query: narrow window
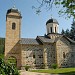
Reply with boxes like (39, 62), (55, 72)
(12, 23), (16, 30)
(33, 54), (35, 58)
(63, 52), (65, 58)
(55, 27), (56, 33)
(71, 54), (74, 57)
(50, 27), (52, 33)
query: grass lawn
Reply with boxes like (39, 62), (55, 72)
(31, 68), (75, 74)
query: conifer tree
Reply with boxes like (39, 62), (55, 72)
(61, 19), (75, 41)
(61, 29), (65, 35)
(70, 19), (75, 41)
(65, 29), (70, 38)
(61, 29), (70, 38)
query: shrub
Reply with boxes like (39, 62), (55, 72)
(51, 64), (57, 69)
(0, 54), (4, 59)
(25, 65), (30, 71)
(0, 57), (20, 75)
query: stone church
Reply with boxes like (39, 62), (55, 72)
(5, 7), (75, 69)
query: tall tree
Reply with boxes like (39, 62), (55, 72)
(61, 19), (75, 41)
(61, 29), (70, 38)
(65, 29), (70, 38)
(70, 19), (75, 40)
(61, 29), (65, 35)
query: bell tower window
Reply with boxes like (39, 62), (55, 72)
(50, 27), (52, 33)
(12, 23), (16, 30)
(55, 27), (56, 33)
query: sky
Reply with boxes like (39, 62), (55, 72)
(0, 0), (73, 38)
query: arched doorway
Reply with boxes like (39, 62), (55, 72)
(8, 56), (17, 67)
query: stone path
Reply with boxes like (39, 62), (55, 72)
(20, 71), (63, 75)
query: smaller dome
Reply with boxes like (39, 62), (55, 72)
(46, 18), (59, 25)
(7, 6), (21, 15)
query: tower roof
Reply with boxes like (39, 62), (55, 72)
(6, 6), (21, 15)
(46, 18), (59, 25)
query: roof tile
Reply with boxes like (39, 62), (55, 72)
(20, 38), (40, 45)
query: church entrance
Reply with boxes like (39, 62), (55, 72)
(8, 56), (17, 67)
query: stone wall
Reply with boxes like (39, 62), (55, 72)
(71, 44), (75, 67)
(21, 43), (57, 69)
(43, 43), (56, 68)
(21, 44), (43, 69)
(56, 37), (73, 67)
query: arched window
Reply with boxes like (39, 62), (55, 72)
(12, 22), (16, 30)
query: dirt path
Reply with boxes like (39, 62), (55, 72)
(20, 71), (48, 75)
(20, 71), (62, 75)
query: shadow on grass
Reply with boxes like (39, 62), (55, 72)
(58, 71), (75, 75)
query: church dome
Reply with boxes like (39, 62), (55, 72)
(46, 18), (59, 25)
(7, 6), (21, 15)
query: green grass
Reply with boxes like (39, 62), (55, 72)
(31, 68), (75, 75)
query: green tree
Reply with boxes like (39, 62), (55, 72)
(61, 19), (75, 41)
(61, 29), (65, 35)
(0, 45), (4, 54)
(0, 38), (5, 54)
(0, 57), (19, 75)
(70, 19), (75, 40)
(61, 29), (70, 37)
(34, 0), (75, 18)
(65, 29), (70, 38)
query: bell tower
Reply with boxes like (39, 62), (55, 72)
(46, 18), (60, 39)
(5, 7), (22, 68)
(46, 18), (59, 34)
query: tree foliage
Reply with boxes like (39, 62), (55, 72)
(70, 19), (75, 40)
(61, 19), (75, 41)
(0, 57), (19, 75)
(0, 38), (5, 54)
(65, 29), (70, 38)
(34, 0), (75, 18)
(0, 45), (4, 54)
(61, 29), (65, 34)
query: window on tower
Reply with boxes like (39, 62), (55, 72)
(12, 22), (16, 30)
(55, 27), (56, 33)
(50, 27), (52, 33)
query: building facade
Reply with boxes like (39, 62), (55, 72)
(5, 7), (75, 69)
